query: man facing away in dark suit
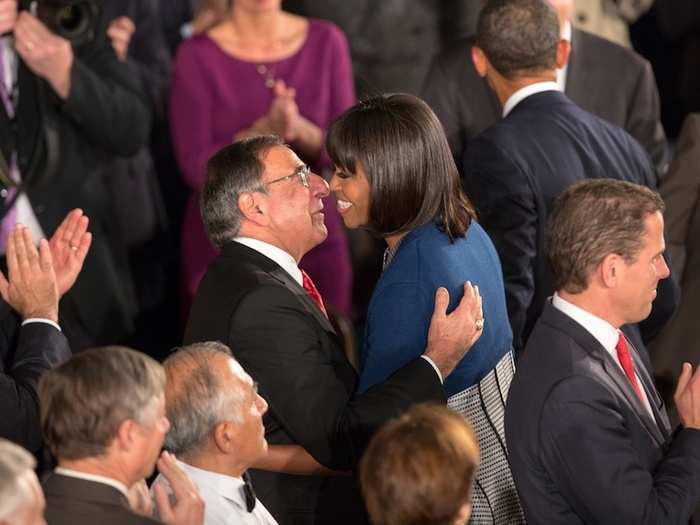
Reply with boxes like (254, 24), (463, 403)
(422, 0), (668, 176)
(461, 0), (676, 353)
(40, 346), (205, 525)
(506, 178), (700, 524)
(0, 209), (90, 453)
(184, 135), (484, 524)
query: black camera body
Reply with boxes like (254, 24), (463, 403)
(20, 0), (101, 46)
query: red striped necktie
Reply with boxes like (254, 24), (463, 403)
(301, 270), (328, 319)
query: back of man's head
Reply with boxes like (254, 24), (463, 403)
(546, 178), (665, 293)
(360, 404), (479, 525)
(39, 346), (166, 461)
(477, 0), (560, 79)
(162, 342), (250, 461)
(0, 439), (44, 525)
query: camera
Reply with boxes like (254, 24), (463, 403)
(20, 0), (101, 46)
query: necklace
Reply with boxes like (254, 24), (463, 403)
(255, 64), (276, 89)
(382, 237), (404, 271)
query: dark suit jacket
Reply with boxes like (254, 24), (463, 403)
(184, 241), (445, 524)
(422, 28), (668, 174)
(462, 90), (675, 352)
(651, 113), (700, 372)
(43, 473), (162, 525)
(505, 302), (700, 524)
(0, 301), (70, 452)
(0, 29), (151, 347)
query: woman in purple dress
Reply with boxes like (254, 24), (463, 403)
(170, 0), (354, 315)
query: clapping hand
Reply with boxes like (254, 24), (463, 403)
(0, 225), (59, 322)
(48, 208), (92, 297)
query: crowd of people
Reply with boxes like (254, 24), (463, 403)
(1, 0), (700, 524)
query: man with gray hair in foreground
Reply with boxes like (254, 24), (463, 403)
(39, 346), (204, 525)
(0, 438), (44, 525)
(153, 341), (277, 525)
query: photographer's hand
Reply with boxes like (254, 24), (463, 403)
(107, 16), (135, 62)
(15, 11), (73, 99)
(0, 0), (17, 34)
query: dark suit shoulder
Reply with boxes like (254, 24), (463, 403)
(43, 474), (161, 525)
(574, 28), (648, 73)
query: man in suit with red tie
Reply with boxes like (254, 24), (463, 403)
(183, 135), (483, 525)
(505, 178), (700, 524)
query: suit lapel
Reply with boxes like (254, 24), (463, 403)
(543, 303), (666, 446)
(224, 242), (336, 334)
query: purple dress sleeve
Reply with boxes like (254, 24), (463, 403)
(170, 41), (233, 192)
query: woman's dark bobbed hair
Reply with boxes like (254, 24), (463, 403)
(326, 93), (475, 240)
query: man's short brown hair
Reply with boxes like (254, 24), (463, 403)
(545, 178), (665, 293)
(360, 404), (479, 525)
(39, 346), (166, 460)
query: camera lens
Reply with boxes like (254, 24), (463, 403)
(57, 5), (86, 34)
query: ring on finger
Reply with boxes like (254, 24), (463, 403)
(25, 41), (34, 51)
(70, 245), (78, 251)
(475, 318), (485, 331)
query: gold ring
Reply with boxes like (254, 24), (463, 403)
(70, 245), (78, 251)
(475, 318), (484, 331)
(26, 41), (34, 51)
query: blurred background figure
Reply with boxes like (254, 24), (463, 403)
(360, 404), (480, 525)
(328, 94), (523, 523)
(0, 439), (45, 525)
(170, 0), (354, 318)
(571, 0), (653, 47)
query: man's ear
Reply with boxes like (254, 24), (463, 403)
(471, 46), (489, 78)
(212, 421), (233, 454)
(599, 253), (622, 289)
(238, 192), (268, 226)
(115, 419), (137, 452)
(555, 39), (571, 69)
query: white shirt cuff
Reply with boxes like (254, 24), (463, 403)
(420, 355), (443, 384)
(22, 318), (61, 332)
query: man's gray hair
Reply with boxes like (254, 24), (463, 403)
(39, 346), (166, 460)
(477, 0), (560, 79)
(163, 342), (247, 456)
(201, 135), (284, 248)
(0, 439), (36, 518)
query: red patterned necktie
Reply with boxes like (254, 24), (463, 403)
(301, 270), (328, 319)
(615, 332), (645, 403)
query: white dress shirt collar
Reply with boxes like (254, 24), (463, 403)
(54, 467), (130, 500)
(234, 237), (302, 286)
(551, 292), (619, 351)
(551, 293), (654, 417)
(153, 460), (278, 525)
(502, 81), (561, 117)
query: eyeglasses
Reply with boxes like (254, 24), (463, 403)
(264, 164), (311, 188)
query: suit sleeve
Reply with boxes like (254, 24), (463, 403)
(358, 282), (432, 393)
(0, 318), (71, 452)
(62, 38), (151, 157)
(421, 53), (463, 160)
(463, 136), (537, 351)
(230, 284), (444, 470)
(538, 376), (700, 524)
(625, 59), (668, 176)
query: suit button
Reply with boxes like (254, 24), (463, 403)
(0, 189), (6, 198)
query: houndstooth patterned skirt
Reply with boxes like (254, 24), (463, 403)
(447, 350), (525, 524)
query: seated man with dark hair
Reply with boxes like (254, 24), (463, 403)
(360, 404), (480, 525)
